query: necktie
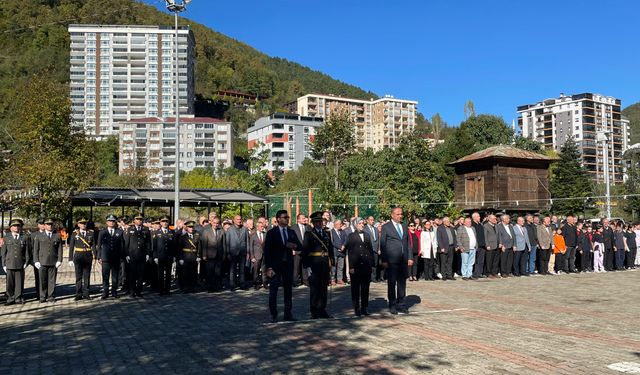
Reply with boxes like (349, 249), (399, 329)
(395, 223), (402, 238)
(370, 226), (376, 241)
(14, 234), (18, 240)
(258, 232), (262, 242)
(109, 229), (113, 236)
(281, 228), (287, 244)
(189, 234), (193, 239)
(300, 225), (305, 240)
(48, 232), (51, 239)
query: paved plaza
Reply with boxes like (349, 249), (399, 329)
(1, 264), (639, 374)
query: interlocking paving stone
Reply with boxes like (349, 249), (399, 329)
(1, 265), (639, 374)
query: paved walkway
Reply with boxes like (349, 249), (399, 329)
(1, 264), (639, 374)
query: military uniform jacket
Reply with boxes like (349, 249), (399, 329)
(33, 232), (64, 266)
(1, 232), (30, 269)
(124, 226), (151, 262)
(96, 228), (124, 263)
(69, 229), (96, 260)
(199, 226), (224, 260)
(302, 227), (334, 269)
(179, 232), (200, 262)
(152, 228), (177, 263)
(29, 231), (45, 265)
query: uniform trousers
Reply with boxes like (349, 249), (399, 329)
(101, 261), (120, 297)
(157, 260), (173, 294)
(73, 253), (92, 298)
(128, 260), (146, 295)
(6, 269), (24, 302)
(309, 259), (330, 316)
(180, 260), (198, 292)
(39, 265), (57, 301)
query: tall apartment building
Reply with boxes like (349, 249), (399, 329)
(68, 24), (195, 138)
(119, 116), (233, 187)
(247, 113), (323, 173)
(292, 94), (417, 151)
(517, 93), (630, 184)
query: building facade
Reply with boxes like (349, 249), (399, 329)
(119, 116), (233, 187)
(68, 24), (195, 138)
(517, 93), (630, 184)
(293, 94), (417, 151)
(247, 113), (323, 173)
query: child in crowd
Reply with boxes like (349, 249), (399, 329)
(592, 225), (605, 272)
(553, 227), (567, 274)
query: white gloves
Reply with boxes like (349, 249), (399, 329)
(55, 261), (61, 268)
(154, 258), (159, 265)
(146, 255), (150, 262)
(68, 261), (74, 267)
(126, 256), (131, 263)
(196, 257), (201, 262)
(23, 264), (27, 269)
(2, 266), (6, 273)
(305, 267), (312, 276)
(179, 260), (184, 265)
(35, 262), (41, 269)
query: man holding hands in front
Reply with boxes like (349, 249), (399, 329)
(380, 207), (411, 315)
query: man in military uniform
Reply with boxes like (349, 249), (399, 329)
(28, 218), (45, 301)
(1, 219), (30, 305)
(68, 217), (95, 301)
(199, 217), (224, 292)
(117, 216), (130, 293)
(302, 212), (335, 319)
(33, 218), (63, 303)
(153, 216), (177, 295)
(124, 214), (151, 297)
(145, 217), (160, 291)
(97, 214), (125, 299)
(178, 221), (200, 293)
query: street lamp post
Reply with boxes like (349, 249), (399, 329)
(597, 131), (611, 218)
(165, 0), (191, 226)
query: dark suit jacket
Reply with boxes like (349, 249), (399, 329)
(248, 231), (265, 261)
(152, 228), (177, 262)
(124, 226), (151, 261)
(292, 223), (310, 246)
(331, 229), (347, 257)
(379, 221), (410, 264)
(497, 223), (516, 249)
(346, 231), (374, 274)
(264, 226), (302, 271)
(33, 232), (63, 266)
(96, 228), (125, 263)
(436, 225), (456, 252)
(366, 224), (379, 253)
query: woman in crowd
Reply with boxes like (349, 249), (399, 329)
(592, 225), (605, 272)
(614, 222), (626, 271)
(623, 224), (637, 270)
(419, 220), (437, 281)
(407, 222), (420, 281)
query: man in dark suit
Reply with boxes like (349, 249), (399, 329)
(248, 218), (267, 290)
(264, 210), (302, 323)
(436, 217), (456, 280)
(380, 207), (411, 315)
(199, 217), (224, 292)
(33, 218), (63, 303)
(1, 219), (30, 305)
(292, 214), (310, 286)
(302, 212), (334, 319)
(345, 217), (374, 317)
(124, 214), (152, 297)
(330, 220), (347, 285)
(497, 214), (516, 277)
(97, 214), (125, 299)
(602, 218), (614, 271)
(366, 216), (381, 282)
(153, 216), (177, 295)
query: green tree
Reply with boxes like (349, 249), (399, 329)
(311, 109), (355, 190)
(550, 138), (594, 215)
(2, 76), (98, 216)
(431, 113), (446, 141)
(623, 147), (640, 219)
(514, 135), (543, 153)
(464, 100), (476, 119)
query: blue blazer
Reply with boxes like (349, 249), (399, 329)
(379, 221), (410, 264)
(513, 225), (531, 252)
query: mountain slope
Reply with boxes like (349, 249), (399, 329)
(623, 102), (640, 145)
(0, 0), (377, 131)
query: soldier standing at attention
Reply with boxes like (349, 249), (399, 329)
(68, 217), (96, 301)
(153, 216), (177, 295)
(124, 214), (151, 298)
(302, 212), (334, 319)
(178, 221), (200, 293)
(145, 217), (160, 291)
(33, 218), (63, 303)
(28, 218), (45, 301)
(97, 215), (124, 299)
(1, 219), (30, 305)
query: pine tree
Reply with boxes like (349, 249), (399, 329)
(550, 138), (594, 216)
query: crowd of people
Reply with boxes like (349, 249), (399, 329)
(2, 208), (639, 321)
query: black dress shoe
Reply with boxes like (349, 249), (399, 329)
(450, 277), (457, 280)
(84, 296), (92, 301)
(354, 307), (361, 317)
(389, 307), (398, 315)
(319, 311), (333, 319)
(101, 295), (108, 300)
(398, 306), (409, 314)
(39, 299), (46, 303)
(5, 301), (15, 306)
(283, 315), (297, 322)
(17, 299), (25, 305)
(270, 315), (278, 323)
(74, 296), (82, 301)
(361, 308), (370, 316)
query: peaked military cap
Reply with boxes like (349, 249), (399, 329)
(36, 217), (45, 225)
(160, 216), (170, 222)
(310, 211), (324, 222)
(184, 220), (196, 228)
(106, 214), (118, 222)
(134, 214), (144, 220)
(9, 218), (23, 227)
(44, 218), (54, 225)
(77, 217), (88, 224)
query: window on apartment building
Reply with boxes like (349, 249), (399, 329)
(303, 127), (309, 133)
(288, 143), (294, 151)
(289, 162), (294, 170)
